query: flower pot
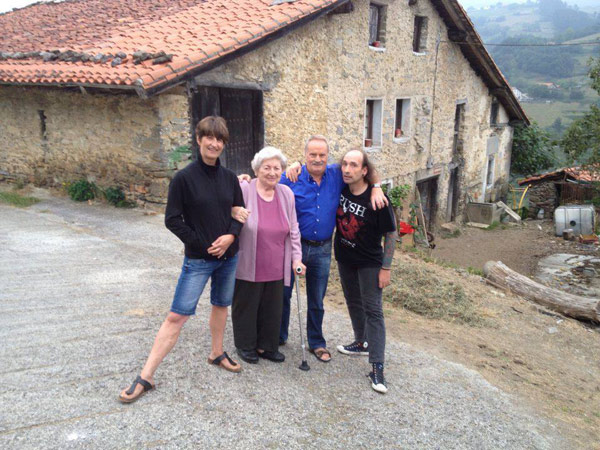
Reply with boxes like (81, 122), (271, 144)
(372, 41), (381, 47)
(364, 138), (372, 147)
(395, 128), (403, 138)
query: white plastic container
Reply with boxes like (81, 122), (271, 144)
(554, 205), (596, 236)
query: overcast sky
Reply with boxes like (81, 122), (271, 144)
(0, 0), (529, 15)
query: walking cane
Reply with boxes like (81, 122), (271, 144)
(294, 266), (310, 371)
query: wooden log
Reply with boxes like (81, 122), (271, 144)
(483, 261), (600, 323)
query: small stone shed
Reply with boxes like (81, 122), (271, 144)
(519, 167), (600, 218)
(0, 0), (528, 227)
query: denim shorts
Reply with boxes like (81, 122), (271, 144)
(170, 254), (239, 315)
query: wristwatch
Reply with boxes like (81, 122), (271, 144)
(372, 183), (381, 188)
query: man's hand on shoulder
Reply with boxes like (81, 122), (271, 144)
(238, 174), (251, 182)
(207, 234), (235, 258)
(285, 161), (302, 183)
(371, 186), (389, 210)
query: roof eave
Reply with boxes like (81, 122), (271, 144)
(431, 0), (529, 125)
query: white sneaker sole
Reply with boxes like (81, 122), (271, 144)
(336, 345), (369, 356)
(371, 382), (388, 394)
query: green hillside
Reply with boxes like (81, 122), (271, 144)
(467, 0), (600, 137)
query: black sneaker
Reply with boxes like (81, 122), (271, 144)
(336, 341), (369, 356)
(368, 362), (388, 394)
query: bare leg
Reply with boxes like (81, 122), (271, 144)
(208, 305), (239, 369)
(119, 312), (189, 400)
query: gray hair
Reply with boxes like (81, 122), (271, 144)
(251, 146), (288, 173)
(304, 135), (330, 153)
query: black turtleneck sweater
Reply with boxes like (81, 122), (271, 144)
(165, 158), (244, 260)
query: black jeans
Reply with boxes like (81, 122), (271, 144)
(337, 262), (386, 363)
(232, 279), (284, 353)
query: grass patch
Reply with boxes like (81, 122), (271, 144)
(0, 191), (40, 208)
(486, 221), (502, 231)
(384, 259), (483, 325)
(467, 266), (485, 277)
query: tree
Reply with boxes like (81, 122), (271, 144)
(561, 57), (600, 168)
(511, 122), (555, 176)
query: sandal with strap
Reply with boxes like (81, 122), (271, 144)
(208, 351), (242, 373)
(118, 375), (155, 404)
(310, 348), (332, 363)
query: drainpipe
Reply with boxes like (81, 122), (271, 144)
(427, 32), (442, 158)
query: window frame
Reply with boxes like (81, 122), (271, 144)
(412, 15), (428, 54)
(364, 98), (384, 149)
(368, 3), (386, 50)
(393, 98), (412, 143)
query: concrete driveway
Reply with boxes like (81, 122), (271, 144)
(0, 191), (565, 449)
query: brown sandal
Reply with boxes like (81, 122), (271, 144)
(310, 348), (332, 363)
(208, 352), (242, 373)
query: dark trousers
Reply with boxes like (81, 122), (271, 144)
(337, 262), (386, 363)
(232, 279), (284, 353)
(280, 239), (331, 349)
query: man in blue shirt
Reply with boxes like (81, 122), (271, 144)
(279, 135), (386, 362)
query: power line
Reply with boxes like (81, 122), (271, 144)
(443, 40), (600, 47)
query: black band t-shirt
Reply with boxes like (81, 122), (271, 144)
(334, 185), (396, 268)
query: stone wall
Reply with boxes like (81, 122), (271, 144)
(0, 85), (190, 203)
(0, 0), (518, 214)
(192, 0), (516, 226)
(528, 181), (558, 218)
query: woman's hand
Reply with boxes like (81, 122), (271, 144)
(285, 162), (302, 182)
(207, 234), (235, 258)
(292, 260), (306, 276)
(231, 206), (251, 223)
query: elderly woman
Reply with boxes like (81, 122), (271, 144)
(232, 147), (305, 364)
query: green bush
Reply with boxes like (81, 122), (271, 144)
(104, 186), (135, 208)
(67, 179), (97, 202)
(104, 186), (125, 205)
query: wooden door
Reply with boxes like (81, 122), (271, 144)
(190, 86), (263, 175)
(417, 177), (439, 230)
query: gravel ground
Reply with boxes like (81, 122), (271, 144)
(0, 190), (566, 449)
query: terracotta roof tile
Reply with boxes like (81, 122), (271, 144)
(0, 0), (339, 93)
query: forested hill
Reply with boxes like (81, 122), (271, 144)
(467, 0), (600, 44)
(466, 0), (600, 139)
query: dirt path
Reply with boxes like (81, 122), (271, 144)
(432, 220), (598, 276)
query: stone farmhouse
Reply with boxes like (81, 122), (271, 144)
(0, 0), (527, 228)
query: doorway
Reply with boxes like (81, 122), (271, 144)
(446, 168), (460, 222)
(417, 176), (439, 230)
(191, 86), (264, 175)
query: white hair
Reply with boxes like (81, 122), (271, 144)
(251, 146), (287, 173)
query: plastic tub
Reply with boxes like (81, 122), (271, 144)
(554, 205), (596, 236)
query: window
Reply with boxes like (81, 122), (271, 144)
(490, 99), (499, 126)
(368, 3), (386, 47)
(394, 99), (411, 139)
(486, 155), (495, 187)
(452, 103), (465, 155)
(413, 16), (428, 53)
(364, 99), (383, 147)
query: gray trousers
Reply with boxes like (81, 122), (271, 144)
(337, 262), (386, 363)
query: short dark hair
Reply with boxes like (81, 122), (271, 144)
(195, 116), (229, 145)
(341, 148), (377, 186)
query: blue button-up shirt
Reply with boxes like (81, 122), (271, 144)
(280, 164), (344, 241)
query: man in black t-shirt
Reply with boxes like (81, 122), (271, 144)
(334, 149), (396, 394)
(119, 116), (245, 403)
